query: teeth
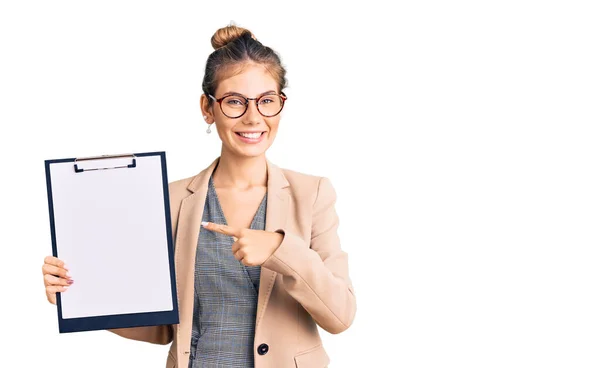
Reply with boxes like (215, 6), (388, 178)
(239, 132), (262, 139)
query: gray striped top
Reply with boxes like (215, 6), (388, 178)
(189, 174), (266, 367)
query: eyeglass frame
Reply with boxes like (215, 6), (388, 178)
(207, 91), (288, 118)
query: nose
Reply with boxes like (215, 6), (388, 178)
(243, 101), (262, 124)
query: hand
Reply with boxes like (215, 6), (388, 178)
(201, 221), (284, 266)
(42, 256), (73, 305)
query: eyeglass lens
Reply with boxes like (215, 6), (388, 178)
(220, 95), (283, 118)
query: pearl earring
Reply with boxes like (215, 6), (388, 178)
(203, 115), (213, 134)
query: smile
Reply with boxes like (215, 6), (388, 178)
(236, 132), (264, 139)
(235, 131), (266, 144)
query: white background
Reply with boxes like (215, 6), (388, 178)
(1, 1), (599, 367)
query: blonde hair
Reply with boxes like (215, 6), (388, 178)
(210, 24), (256, 50)
(202, 23), (287, 99)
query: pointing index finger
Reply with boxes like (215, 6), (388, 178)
(202, 221), (242, 239)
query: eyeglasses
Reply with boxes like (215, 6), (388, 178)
(208, 92), (287, 119)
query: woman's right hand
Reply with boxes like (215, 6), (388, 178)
(42, 256), (73, 305)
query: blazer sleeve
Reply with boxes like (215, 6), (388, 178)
(261, 176), (357, 334)
(107, 325), (173, 345)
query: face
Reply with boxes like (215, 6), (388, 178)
(201, 63), (282, 159)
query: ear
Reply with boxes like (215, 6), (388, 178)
(200, 94), (214, 123)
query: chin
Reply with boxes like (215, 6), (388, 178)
(229, 138), (273, 157)
(229, 146), (267, 158)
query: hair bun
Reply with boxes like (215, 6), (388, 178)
(211, 24), (256, 50)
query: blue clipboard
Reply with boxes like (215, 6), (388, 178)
(44, 151), (179, 333)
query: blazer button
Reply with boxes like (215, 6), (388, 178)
(257, 343), (269, 355)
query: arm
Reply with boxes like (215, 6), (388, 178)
(107, 325), (173, 345)
(262, 177), (357, 334)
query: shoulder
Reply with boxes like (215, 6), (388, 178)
(280, 166), (336, 204)
(167, 175), (194, 204)
(168, 175), (194, 192)
(282, 167), (320, 186)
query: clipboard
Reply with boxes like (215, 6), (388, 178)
(44, 151), (179, 333)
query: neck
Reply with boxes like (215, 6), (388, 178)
(212, 149), (268, 190)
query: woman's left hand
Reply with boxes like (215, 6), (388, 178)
(201, 221), (284, 266)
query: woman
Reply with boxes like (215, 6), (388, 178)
(41, 24), (356, 368)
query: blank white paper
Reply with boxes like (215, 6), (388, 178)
(49, 155), (174, 319)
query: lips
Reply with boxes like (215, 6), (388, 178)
(236, 132), (265, 139)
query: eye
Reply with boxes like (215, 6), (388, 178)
(259, 97), (275, 104)
(226, 97), (245, 106)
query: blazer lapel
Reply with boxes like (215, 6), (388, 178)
(256, 159), (290, 329)
(174, 156), (219, 360)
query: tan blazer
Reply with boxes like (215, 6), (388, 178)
(109, 156), (356, 368)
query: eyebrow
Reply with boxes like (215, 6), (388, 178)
(222, 90), (277, 97)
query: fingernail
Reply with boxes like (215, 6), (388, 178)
(63, 264), (69, 270)
(66, 271), (71, 278)
(201, 221), (208, 226)
(67, 279), (74, 285)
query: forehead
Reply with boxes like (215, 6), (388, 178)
(215, 63), (278, 96)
